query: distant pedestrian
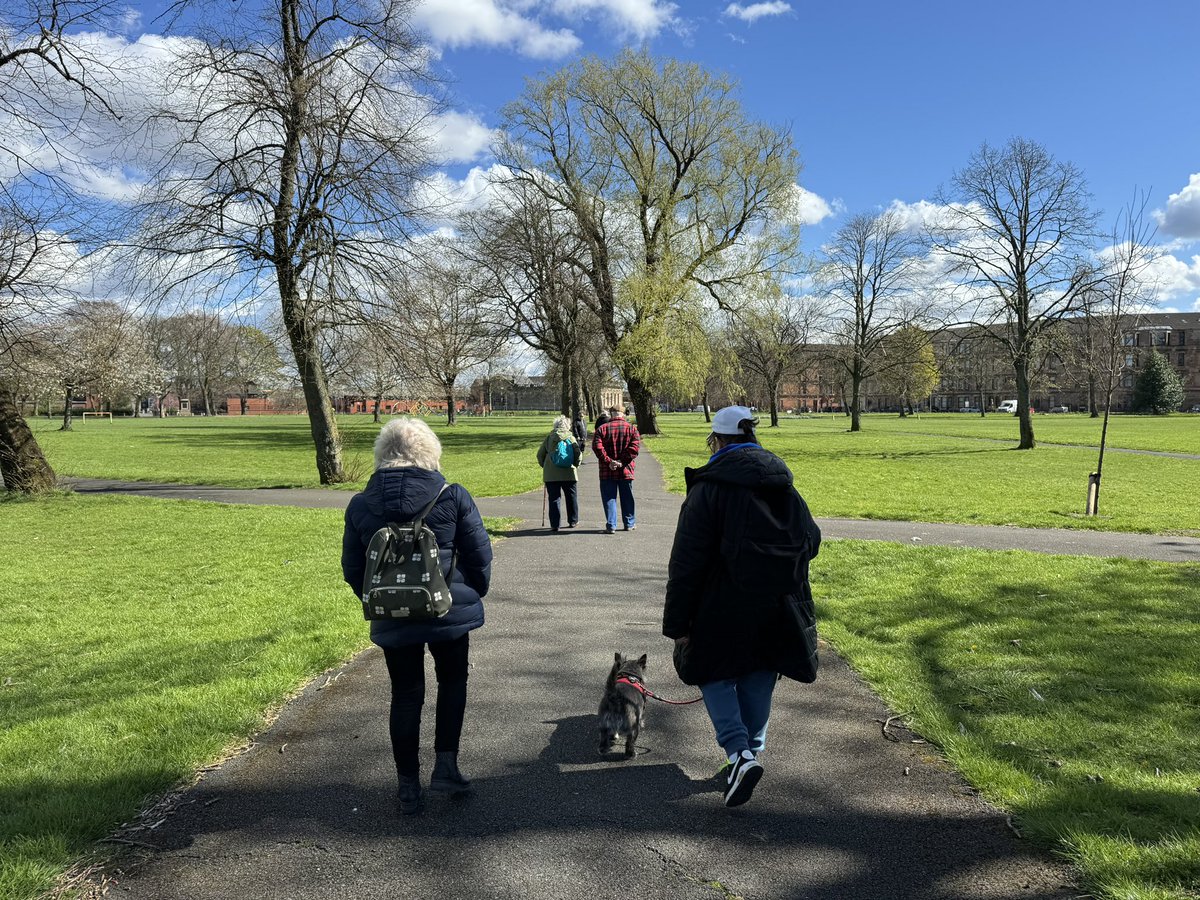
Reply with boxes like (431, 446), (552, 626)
(536, 414), (582, 533)
(341, 417), (493, 815)
(662, 406), (821, 808)
(591, 405), (640, 533)
(571, 413), (589, 465)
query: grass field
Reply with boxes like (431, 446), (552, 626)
(0, 493), (515, 900)
(649, 413), (1200, 535)
(816, 540), (1200, 900)
(865, 411), (1200, 455)
(29, 414), (553, 496)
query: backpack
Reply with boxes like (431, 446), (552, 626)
(360, 485), (456, 621)
(551, 436), (574, 468)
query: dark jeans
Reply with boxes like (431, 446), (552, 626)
(382, 634), (470, 778)
(599, 478), (635, 529)
(546, 481), (579, 529)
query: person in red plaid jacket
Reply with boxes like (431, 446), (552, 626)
(591, 406), (641, 533)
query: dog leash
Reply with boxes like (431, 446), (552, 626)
(615, 675), (704, 706)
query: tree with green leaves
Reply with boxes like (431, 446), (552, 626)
(1132, 349), (1184, 414)
(879, 325), (940, 416)
(496, 49), (800, 435)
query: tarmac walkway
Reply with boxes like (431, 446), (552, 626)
(100, 452), (1077, 899)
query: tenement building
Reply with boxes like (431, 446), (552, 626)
(930, 312), (1199, 413)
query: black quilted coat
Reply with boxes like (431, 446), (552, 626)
(662, 444), (821, 686)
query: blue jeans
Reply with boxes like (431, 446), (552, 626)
(545, 481), (578, 529)
(599, 478), (635, 529)
(700, 670), (777, 758)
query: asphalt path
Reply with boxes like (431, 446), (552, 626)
(63, 470), (1200, 562)
(99, 452), (1076, 900)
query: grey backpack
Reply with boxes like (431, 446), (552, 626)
(360, 485), (456, 621)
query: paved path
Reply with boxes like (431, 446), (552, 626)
(100, 453), (1075, 900)
(63, 474), (1200, 563)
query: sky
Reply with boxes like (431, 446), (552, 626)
(395, 0), (1200, 310)
(8, 0), (1200, 311)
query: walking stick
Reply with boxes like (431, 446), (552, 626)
(542, 484), (547, 527)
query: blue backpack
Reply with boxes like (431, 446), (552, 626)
(551, 436), (574, 468)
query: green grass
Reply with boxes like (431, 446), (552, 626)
(864, 411), (1200, 454)
(29, 414), (553, 496)
(0, 494), (512, 900)
(649, 414), (1200, 535)
(815, 540), (1200, 900)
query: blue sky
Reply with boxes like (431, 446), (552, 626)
(381, 0), (1200, 308)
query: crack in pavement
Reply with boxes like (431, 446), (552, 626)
(646, 844), (747, 899)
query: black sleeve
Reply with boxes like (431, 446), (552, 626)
(663, 484), (720, 639)
(341, 505), (366, 596)
(454, 486), (494, 597)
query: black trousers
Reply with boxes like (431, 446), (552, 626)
(546, 480), (579, 529)
(381, 634), (470, 778)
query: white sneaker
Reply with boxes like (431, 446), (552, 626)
(723, 750), (763, 808)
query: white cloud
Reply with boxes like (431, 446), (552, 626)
(723, 1), (791, 23)
(1156, 173), (1200, 240)
(412, 0), (581, 58)
(1141, 252), (1200, 305)
(550, 0), (678, 39)
(430, 111), (496, 164)
(791, 185), (836, 225)
(414, 164), (510, 225)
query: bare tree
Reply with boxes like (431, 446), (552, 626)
(387, 247), (504, 426)
(325, 321), (410, 423)
(931, 137), (1101, 449)
(459, 180), (593, 417)
(1087, 194), (1160, 514)
(497, 49), (800, 435)
(224, 324), (283, 415)
(819, 208), (924, 431)
(135, 0), (437, 481)
(730, 292), (823, 427)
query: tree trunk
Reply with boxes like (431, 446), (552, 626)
(0, 389), (57, 493)
(559, 360), (571, 415)
(627, 373), (658, 435)
(282, 310), (345, 483)
(60, 386), (73, 431)
(240, 394), (248, 415)
(1087, 375), (1098, 418)
(768, 381), (779, 427)
(702, 388), (711, 423)
(581, 381), (593, 421)
(849, 370), (862, 432)
(444, 383), (457, 426)
(1014, 356), (1035, 449)
(373, 393), (382, 424)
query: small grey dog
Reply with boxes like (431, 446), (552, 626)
(598, 652), (648, 758)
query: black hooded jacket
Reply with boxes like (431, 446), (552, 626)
(663, 444), (821, 685)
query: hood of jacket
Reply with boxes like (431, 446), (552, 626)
(684, 444), (793, 492)
(360, 466), (447, 519)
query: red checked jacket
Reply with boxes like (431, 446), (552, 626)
(592, 417), (641, 480)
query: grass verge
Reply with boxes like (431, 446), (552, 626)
(30, 415), (553, 496)
(816, 540), (1200, 900)
(649, 414), (1200, 535)
(0, 494), (511, 900)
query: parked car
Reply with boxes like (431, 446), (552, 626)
(1049, 405), (1070, 413)
(1190, 404), (1200, 413)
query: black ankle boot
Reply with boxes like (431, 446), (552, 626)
(430, 751), (472, 794)
(397, 774), (422, 815)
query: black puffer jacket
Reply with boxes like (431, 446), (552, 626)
(342, 466), (492, 648)
(662, 444), (821, 685)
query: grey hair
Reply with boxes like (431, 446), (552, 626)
(552, 414), (570, 433)
(374, 417), (442, 471)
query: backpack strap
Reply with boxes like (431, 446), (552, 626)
(411, 483), (458, 582)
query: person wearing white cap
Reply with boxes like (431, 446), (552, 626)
(662, 405), (821, 808)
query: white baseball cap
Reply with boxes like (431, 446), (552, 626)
(711, 405), (756, 435)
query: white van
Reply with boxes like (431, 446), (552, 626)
(997, 400), (1018, 414)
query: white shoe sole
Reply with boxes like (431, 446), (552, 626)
(724, 761), (763, 807)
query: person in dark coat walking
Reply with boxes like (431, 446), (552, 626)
(571, 414), (588, 464)
(342, 417), (493, 814)
(662, 406), (821, 808)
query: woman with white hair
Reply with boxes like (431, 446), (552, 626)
(535, 413), (582, 533)
(341, 417), (493, 815)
